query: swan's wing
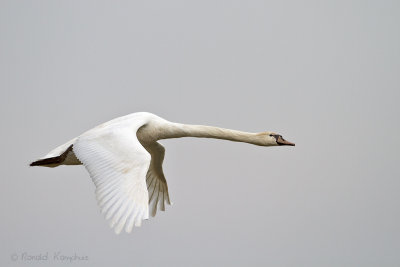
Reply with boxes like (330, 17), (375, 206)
(144, 142), (171, 217)
(73, 128), (151, 234)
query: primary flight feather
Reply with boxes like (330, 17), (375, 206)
(30, 112), (294, 234)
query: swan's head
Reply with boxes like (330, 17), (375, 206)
(261, 132), (295, 146)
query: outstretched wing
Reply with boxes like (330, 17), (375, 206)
(144, 142), (172, 217)
(73, 128), (151, 234)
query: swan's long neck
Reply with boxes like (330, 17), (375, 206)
(155, 122), (268, 146)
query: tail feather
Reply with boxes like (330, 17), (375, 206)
(30, 156), (64, 166)
(30, 145), (73, 167)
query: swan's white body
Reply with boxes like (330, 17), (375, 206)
(31, 112), (294, 234)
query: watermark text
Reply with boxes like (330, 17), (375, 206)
(10, 251), (89, 263)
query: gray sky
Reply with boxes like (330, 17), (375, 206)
(1, 1), (399, 266)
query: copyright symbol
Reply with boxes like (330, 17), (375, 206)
(11, 253), (18, 261)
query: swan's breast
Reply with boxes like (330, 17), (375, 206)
(136, 123), (161, 146)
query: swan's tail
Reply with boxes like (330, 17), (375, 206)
(30, 156), (64, 167)
(30, 145), (74, 167)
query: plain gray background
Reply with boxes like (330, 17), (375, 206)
(1, 0), (399, 266)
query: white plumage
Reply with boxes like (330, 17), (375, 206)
(31, 112), (294, 234)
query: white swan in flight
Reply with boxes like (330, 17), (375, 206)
(30, 112), (295, 234)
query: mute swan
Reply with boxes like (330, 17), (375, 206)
(30, 112), (295, 234)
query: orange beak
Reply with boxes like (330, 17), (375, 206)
(276, 136), (295, 146)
